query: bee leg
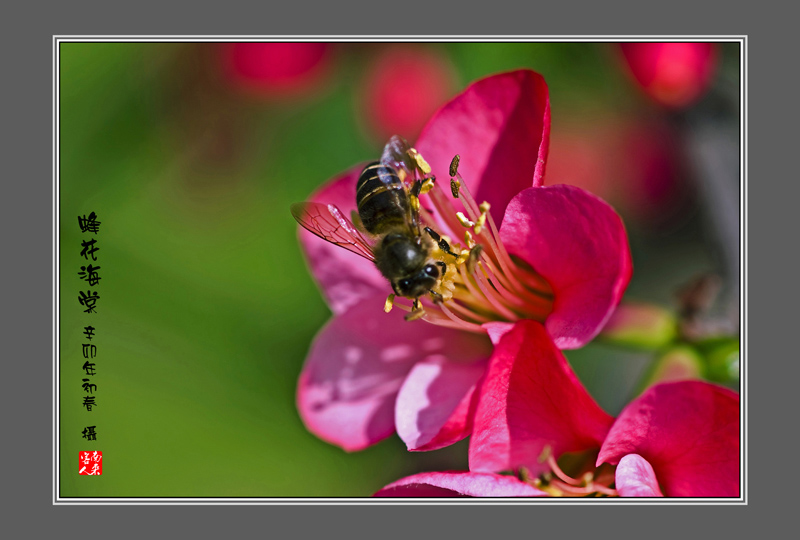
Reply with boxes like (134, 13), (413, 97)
(424, 227), (459, 259)
(467, 244), (483, 274)
(413, 175), (436, 196)
(429, 290), (444, 304)
(405, 298), (426, 321)
(410, 179), (423, 198)
(406, 179), (423, 235)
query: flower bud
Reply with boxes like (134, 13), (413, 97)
(600, 302), (678, 349)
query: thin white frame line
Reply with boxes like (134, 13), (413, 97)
(53, 36), (746, 42)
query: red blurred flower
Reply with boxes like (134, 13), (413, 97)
(295, 70), (631, 452)
(618, 42), (718, 109)
(546, 113), (691, 229)
(220, 42), (333, 98)
(377, 320), (740, 497)
(360, 45), (456, 142)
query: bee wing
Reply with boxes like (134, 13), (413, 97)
(291, 202), (376, 261)
(380, 135), (416, 173)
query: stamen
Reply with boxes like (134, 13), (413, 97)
(449, 154), (460, 178)
(474, 202), (490, 235)
(394, 148), (560, 335)
(590, 485), (618, 497)
(449, 171), (528, 293)
(533, 452), (619, 497)
(408, 147), (431, 174)
(547, 479), (616, 497)
(479, 259), (552, 316)
(391, 298), (413, 313)
(456, 212), (475, 228)
(450, 178), (461, 199)
(466, 245), (482, 274)
(450, 173), (481, 222)
(405, 298), (426, 321)
(468, 263), (521, 321)
(428, 187), (469, 239)
(464, 230), (475, 248)
(546, 455), (582, 486)
(405, 309), (426, 321)
(431, 300), (486, 332)
(457, 264), (491, 316)
(433, 292), (494, 324)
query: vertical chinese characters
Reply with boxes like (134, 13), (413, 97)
(77, 212), (101, 458)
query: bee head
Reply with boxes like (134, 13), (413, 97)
(392, 263), (440, 298)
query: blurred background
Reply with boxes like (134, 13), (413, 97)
(58, 41), (741, 497)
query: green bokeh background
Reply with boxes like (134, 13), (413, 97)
(58, 41), (739, 497)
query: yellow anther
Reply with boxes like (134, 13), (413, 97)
(456, 211), (475, 228)
(474, 213), (487, 235)
(420, 178), (435, 195)
(457, 249), (470, 265)
(473, 202), (490, 235)
(450, 179), (461, 198)
(464, 230), (475, 248)
(384, 294), (395, 313)
(449, 154), (460, 177)
(409, 148), (432, 174)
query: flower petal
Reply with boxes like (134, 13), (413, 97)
(500, 184), (632, 349)
(469, 320), (615, 474)
(374, 471), (547, 497)
(296, 166), (388, 315)
(415, 69), (551, 224)
(395, 341), (491, 451)
(482, 321), (516, 346)
(597, 380), (740, 497)
(615, 454), (664, 497)
(297, 296), (492, 451)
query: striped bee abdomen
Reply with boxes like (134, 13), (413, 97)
(356, 161), (410, 235)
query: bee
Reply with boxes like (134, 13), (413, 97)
(291, 136), (459, 316)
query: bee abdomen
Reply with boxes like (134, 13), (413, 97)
(356, 161), (409, 235)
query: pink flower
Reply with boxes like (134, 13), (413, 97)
(359, 45), (457, 142)
(220, 42), (333, 99)
(294, 70), (631, 452)
(618, 42), (718, 109)
(410, 320), (738, 498)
